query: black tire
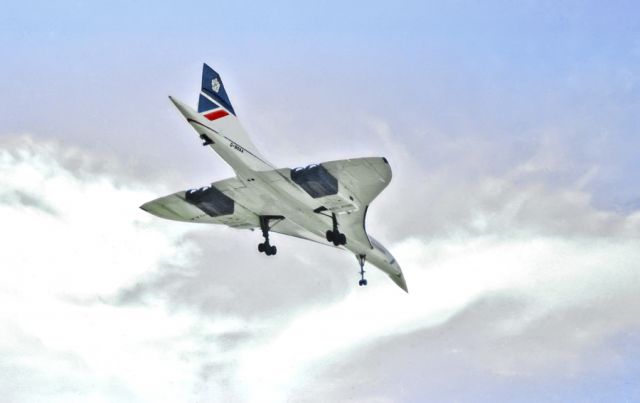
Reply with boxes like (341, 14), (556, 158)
(363, 279), (368, 286)
(339, 233), (347, 245)
(358, 280), (364, 286)
(326, 230), (334, 242)
(258, 243), (265, 253)
(270, 245), (277, 255)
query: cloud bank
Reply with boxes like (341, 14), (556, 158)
(1, 135), (639, 402)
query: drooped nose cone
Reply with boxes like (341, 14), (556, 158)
(367, 236), (408, 292)
(389, 268), (409, 293)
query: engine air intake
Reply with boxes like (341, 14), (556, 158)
(291, 164), (339, 198)
(185, 186), (234, 217)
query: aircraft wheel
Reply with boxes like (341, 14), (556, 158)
(326, 230), (334, 242)
(358, 280), (364, 286)
(269, 245), (277, 256)
(339, 233), (347, 245)
(362, 279), (368, 286)
(258, 243), (265, 253)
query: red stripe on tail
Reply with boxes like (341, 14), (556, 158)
(204, 109), (229, 121)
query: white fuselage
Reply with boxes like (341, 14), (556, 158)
(184, 114), (401, 278)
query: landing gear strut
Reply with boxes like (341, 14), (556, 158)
(325, 213), (347, 246)
(357, 254), (368, 286)
(258, 216), (281, 256)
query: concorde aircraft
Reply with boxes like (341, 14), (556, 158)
(140, 64), (407, 292)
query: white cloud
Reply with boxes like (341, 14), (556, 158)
(232, 233), (640, 401)
(222, 119), (640, 400)
(0, 137), (249, 402)
(2, 135), (640, 402)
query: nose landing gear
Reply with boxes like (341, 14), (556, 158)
(357, 254), (367, 286)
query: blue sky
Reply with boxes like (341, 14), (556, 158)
(1, 1), (640, 402)
(2, 1), (639, 204)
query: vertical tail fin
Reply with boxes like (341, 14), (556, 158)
(170, 63), (268, 170)
(198, 64), (236, 120)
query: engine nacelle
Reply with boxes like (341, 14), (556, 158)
(185, 185), (234, 217)
(291, 164), (358, 213)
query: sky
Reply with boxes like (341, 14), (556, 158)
(1, 1), (640, 402)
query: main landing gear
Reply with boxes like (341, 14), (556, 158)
(357, 254), (368, 286)
(325, 213), (347, 246)
(258, 216), (282, 256)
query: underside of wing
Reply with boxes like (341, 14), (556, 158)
(281, 157), (390, 213)
(320, 157), (392, 207)
(269, 219), (329, 245)
(140, 178), (259, 229)
(293, 157), (392, 251)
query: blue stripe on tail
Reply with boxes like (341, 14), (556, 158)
(198, 94), (219, 113)
(200, 63), (236, 116)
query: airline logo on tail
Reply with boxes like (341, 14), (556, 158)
(197, 63), (236, 121)
(211, 78), (221, 93)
